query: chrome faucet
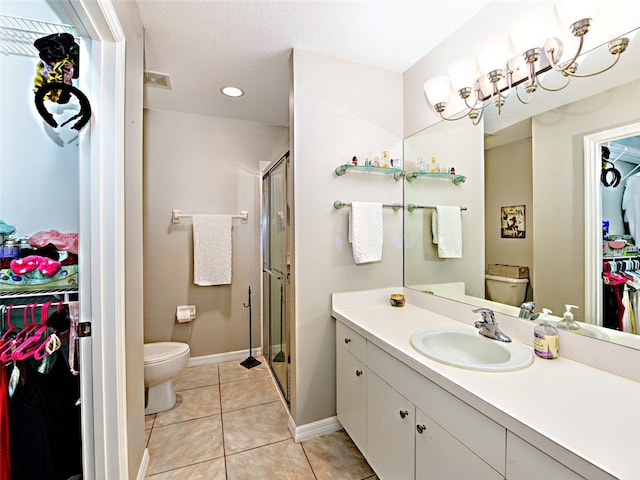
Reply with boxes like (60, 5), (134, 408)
(473, 308), (511, 342)
(519, 301), (539, 321)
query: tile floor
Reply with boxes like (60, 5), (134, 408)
(145, 357), (377, 479)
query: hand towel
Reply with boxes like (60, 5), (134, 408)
(432, 206), (462, 258)
(193, 214), (232, 285)
(349, 202), (383, 264)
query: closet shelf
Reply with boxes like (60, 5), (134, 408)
(406, 171), (466, 185)
(335, 164), (405, 181)
(0, 287), (78, 299)
(0, 14), (76, 58)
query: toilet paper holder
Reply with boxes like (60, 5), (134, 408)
(176, 305), (196, 323)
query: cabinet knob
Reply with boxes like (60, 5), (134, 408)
(344, 338), (351, 344)
(399, 410), (409, 419)
(355, 370), (363, 377)
(416, 424), (427, 434)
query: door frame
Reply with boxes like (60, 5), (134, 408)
(584, 121), (640, 326)
(54, 1), (129, 478)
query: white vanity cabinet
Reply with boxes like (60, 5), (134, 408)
(366, 371), (415, 479)
(506, 432), (586, 480)
(336, 319), (506, 479)
(336, 322), (367, 454)
(415, 409), (504, 480)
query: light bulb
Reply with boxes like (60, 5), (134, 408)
(509, 8), (551, 55)
(448, 58), (480, 94)
(423, 76), (452, 108)
(475, 35), (516, 77)
(555, 0), (602, 34)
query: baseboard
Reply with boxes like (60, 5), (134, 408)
(136, 448), (150, 480)
(187, 347), (263, 367)
(288, 415), (342, 443)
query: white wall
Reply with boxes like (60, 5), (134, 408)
(0, 2), (79, 237)
(403, 120), (485, 297)
(143, 109), (288, 356)
(291, 49), (404, 426)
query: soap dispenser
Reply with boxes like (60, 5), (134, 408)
(557, 304), (580, 332)
(534, 308), (559, 359)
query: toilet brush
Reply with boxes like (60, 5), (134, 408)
(241, 286), (261, 369)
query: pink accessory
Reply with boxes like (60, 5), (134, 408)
(9, 255), (60, 277)
(10, 256), (39, 274)
(29, 230), (78, 254)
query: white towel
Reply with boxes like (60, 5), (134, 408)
(193, 214), (232, 285)
(349, 202), (383, 264)
(432, 206), (462, 258)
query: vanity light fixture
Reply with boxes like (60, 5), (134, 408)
(424, 0), (632, 125)
(220, 86), (245, 98)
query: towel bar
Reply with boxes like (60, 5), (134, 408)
(333, 201), (402, 212)
(407, 203), (467, 212)
(171, 209), (249, 224)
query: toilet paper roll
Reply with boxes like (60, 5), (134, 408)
(176, 305), (195, 323)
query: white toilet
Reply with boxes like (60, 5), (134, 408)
(143, 342), (190, 415)
(485, 274), (529, 307)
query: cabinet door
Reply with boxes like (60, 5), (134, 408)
(336, 344), (367, 454)
(506, 432), (586, 480)
(415, 409), (504, 480)
(367, 371), (415, 480)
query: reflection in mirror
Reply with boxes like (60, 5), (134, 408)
(404, 28), (640, 350)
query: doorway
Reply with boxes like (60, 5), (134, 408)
(585, 122), (640, 327)
(262, 152), (291, 404)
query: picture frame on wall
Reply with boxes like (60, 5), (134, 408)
(501, 205), (525, 238)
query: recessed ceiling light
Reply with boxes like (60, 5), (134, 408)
(220, 86), (245, 98)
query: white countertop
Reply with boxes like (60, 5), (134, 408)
(332, 288), (640, 480)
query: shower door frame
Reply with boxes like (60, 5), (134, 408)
(262, 152), (291, 405)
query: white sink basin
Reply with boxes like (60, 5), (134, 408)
(410, 329), (534, 372)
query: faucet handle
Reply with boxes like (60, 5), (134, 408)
(472, 308), (495, 324)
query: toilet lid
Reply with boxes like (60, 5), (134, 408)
(144, 342), (190, 365)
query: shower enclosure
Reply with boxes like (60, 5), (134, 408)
(262, 152), (291, 404)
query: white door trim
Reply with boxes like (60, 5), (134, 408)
(584, 121), (640, 327)
(59, 1), (128, 478)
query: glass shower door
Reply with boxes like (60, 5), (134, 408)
(262, 153), (289, 403)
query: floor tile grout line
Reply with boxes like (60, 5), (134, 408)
(145, 455), (227, 478)
(299, 441), (319, 480)
(174, 382), (220, 393)
(220, 398), (282, 415)
(150, 411), (223, 429)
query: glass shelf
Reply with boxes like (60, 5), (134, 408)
(335, 164), (405, 181)
(405, 171), (466, 185)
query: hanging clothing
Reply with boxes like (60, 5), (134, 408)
(8, 353), (82, 480)
(622, 174), (640, 244)
(603, 282), (624, 330)
(0, 363), (11, 480)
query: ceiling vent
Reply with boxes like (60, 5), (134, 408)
(143, 71), (172, 90)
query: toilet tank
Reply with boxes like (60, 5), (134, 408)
(485, 274), (529, 306)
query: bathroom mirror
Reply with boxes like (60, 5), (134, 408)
(403, 26), (640, 350)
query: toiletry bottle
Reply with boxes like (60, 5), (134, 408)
(534, 308), (559, 359)
(429, 156), (440, 173)
(382, 151), (390, 168)
(557, 305), (580, 331)
(418, 157), (426, 172)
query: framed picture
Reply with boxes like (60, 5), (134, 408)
(501, 205), (525, 238)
